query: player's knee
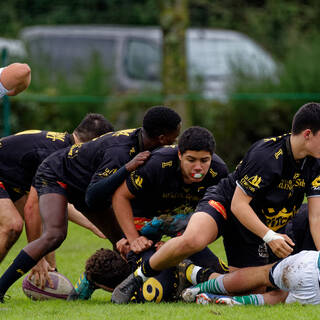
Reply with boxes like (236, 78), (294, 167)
(2, 216), (24, 240)
(42, 229), (67, 250)
(178, 235), (207, 255)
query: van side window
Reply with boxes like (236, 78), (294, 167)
(124, 39), (161, 81)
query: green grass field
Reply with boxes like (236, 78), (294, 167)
(0, 222), (319, 320)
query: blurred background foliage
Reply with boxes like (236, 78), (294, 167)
(1, 0), (320, 169)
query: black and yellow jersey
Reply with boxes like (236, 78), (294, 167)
(126, 146), (229, 219)
(204, 134), (320, 231)
(0, 130), (74, 192)
(37, 128), (144, 209)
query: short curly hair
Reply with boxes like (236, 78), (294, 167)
(178, 126), (215, 155)
(143, 106), (181, 138)
(85, 248), (131, 289)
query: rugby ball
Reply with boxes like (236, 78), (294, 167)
(22, 271), (74, 301)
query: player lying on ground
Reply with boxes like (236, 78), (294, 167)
(69, 209), (230, 301)
(0, 63), (31, 97)
(68, 246), (229, 302)
(182, 250), (320, 305)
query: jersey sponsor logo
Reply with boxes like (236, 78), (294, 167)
(209, 168), (218, 178)
(161, 192), (200, 203)
(208, 200), (227, 220)
(278, 175), (305, 191)
(129, 147), (136, 156)
(15, 130), (41, 135)
(112, 128), (136, 137)
(131, 173), (143, 188)
(239, 174), (262, 192)
(264, 206), (298, 231)
(162, 161), (173, 168)
(98, 168), (118, 177)
(311, 176), (320, 190)
(274, 148), (283, 159)
(67, 143), (83, 158)
(143, 278), (163, 303)
(46, 131), (67, 142)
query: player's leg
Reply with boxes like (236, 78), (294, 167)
(111, 211), (222, 304)
(182, 263), (273, 302)
(196, 289), (288, 306)
(0, 187), (25, 262)
(0, 193), (68, 300)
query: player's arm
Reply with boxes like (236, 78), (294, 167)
(231, 186), (294, 258)
(0, 63), (31, 96)
(86, 151), (150, 208)
(307, 196), (320, 250)
(67, 203), (106, 238)
(112, 181), (152, 253)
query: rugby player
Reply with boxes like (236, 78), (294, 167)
(112, 102), (320, 304)
(0, 106), (181, 302)
(182, 250), (320, 305)
(69, 246), (228, 303)
(70, 126), (228, 300)
(0, 113), (113, 261)
(112, 126), (228, 254)
(0, 63), (31, 97)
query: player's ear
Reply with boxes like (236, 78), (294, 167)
(178, 150), (182, 161)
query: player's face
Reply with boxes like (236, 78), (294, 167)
(160, 123), (181, 146)
(305, 129), (320, 158)
(179, 150), (212, 184)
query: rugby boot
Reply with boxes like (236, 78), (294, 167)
(111, 273), (143, 304)
(67, 273), (96, 301)
(173, 259), (194, 300)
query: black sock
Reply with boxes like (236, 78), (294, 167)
(0, 250), (37, 296)
(140, 258), (160, 277)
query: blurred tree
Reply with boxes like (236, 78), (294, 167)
(159, 0), (190, 128)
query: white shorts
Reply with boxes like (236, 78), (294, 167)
(0, 67), (9, 98)
(270, 250), (320, 305)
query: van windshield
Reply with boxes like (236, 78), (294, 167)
(187, 38), (275, 79)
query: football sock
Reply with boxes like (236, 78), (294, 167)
(185, 264), (201, 285)
(232, 294), (265, 305)
(195, 275), (228, 294)
(0, 250), (37, 296)
(135, 259), (160, 281)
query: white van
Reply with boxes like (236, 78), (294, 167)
(21, 25), (276, 99)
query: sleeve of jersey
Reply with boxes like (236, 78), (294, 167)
(306, 170), (320, 198)
(236, 150), (279, 198)
(85, 148), (129, 208)
(86, 166), (129, 209)
(126, 164), (154, 197)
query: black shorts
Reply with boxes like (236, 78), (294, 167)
(0, 181), (27, 202)
(195, 197), (227, 237)
(34, 162), (67, 198)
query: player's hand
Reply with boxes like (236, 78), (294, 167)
(28, 258), (55, 289)
(125, 151), (151, 172)
(116, 238), (131, 260)
(268, 234), (294, 258)
(130, 236), (153, 253)
(89, 224), (106, 239)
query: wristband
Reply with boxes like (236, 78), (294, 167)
(262, 229), (284, 243)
